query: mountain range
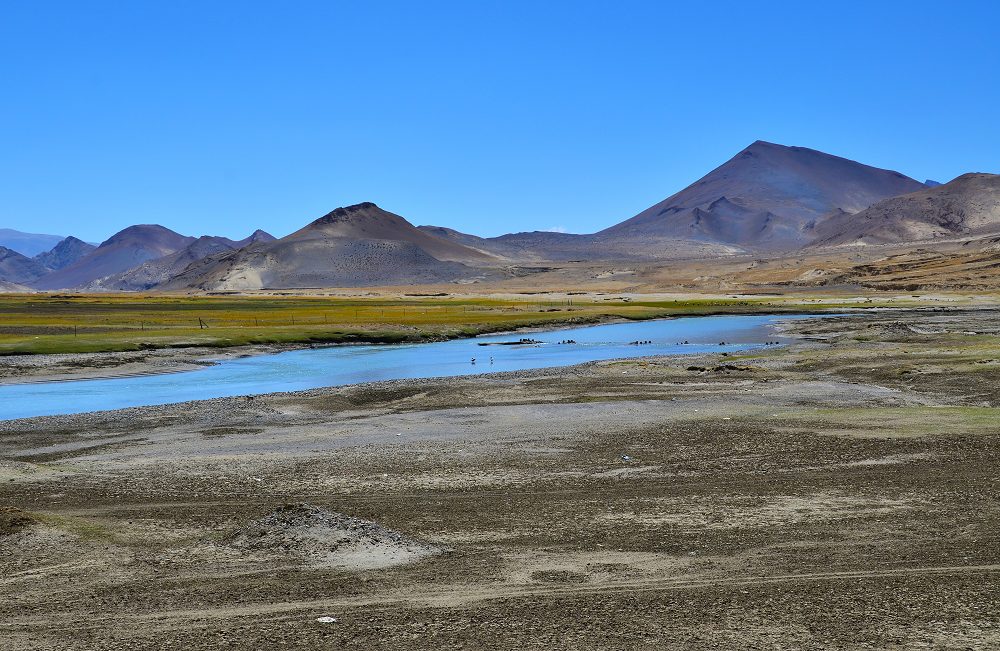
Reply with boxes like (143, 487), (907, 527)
(2, 141), (997, 291)
(0, 228), (73, 257)
(89, 230), (276, 291)
(34, 236), (98, 271)
(159, 204), (490, 291)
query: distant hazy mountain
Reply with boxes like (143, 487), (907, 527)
(32, 225), (195, 290)
(0, 228), (67, 257)
(0, 245), (49, 284)
(417, 226), (740, 262)
(598, 141), (925, 250)
(812, 173), (1000, 246)
(33, 236), (97, 271)
(161, 203), (497, 290)
(416, 225), (596, 261)
(924, 179), (943, 187)
(91, 231), (276, 290)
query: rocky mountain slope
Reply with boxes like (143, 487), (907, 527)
(0, 246), (48, 284)
(0, 279), (30, 292)
(599, 141), (925, 250)
(160, 203), (495, 290)
(90, 231), (277, 291)
(31, 225), (195, 290)
(282, 203), (499, 265)
(33, 236), (97, 271)
(811, 173), (1000, 246)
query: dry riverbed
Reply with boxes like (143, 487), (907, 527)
(2, 309), (1000, 649)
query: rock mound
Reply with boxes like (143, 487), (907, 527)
(224, 503), (443, 569)
(0, 507), (39, 536)
(860, 321), (925, 340)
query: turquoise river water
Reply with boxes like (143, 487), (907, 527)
(0, 313), (828, 420)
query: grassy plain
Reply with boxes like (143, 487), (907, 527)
(0, 292), (875, 355)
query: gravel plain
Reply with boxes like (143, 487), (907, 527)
(2, 309), (1000, 649)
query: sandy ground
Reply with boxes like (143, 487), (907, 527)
(0, 343), (304, 384)
(2, 309), (1000, 649)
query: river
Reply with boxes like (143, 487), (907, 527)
(0, 313), (824, 420)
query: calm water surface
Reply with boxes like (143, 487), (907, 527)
(0, 314), (824, 420)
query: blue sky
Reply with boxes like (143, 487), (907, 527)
(1, 1), (997, 242)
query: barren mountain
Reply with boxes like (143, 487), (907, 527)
(90, 230), (278, 290)
(283, 203), (500, 265)
(416, 226), (597, 261)
(0, 279), (30, 292)
(0, 246), (48, 284)
(6, 142), (975, 291)
(599, 141), (925, 250)
(161, 203), (495, 290)
(32, 225), (195, 290)
(422, 141), (925, 259)
(811, 173), (1000, 246)
(89, 236), (240, 291)
(33, 236), (97, 271)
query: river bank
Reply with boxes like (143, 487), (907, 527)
(0, 313), (830, 419)
(0, 307), (841, 387)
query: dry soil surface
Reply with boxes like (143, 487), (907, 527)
(2, 309), (1000, 649)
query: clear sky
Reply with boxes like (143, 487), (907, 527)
(1, 1), (998, 242)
